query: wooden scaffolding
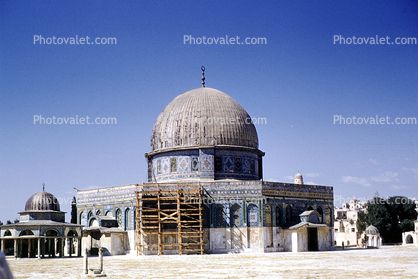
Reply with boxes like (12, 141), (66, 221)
(135, 183), (204, 255)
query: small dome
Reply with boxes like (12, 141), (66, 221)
(150, 87), (259, 154)
(25, 191), (60, 211)
(294, 172), (303, 185)
(365, 225), (379, 234)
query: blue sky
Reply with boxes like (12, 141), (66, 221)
(1, 0), (417, 222)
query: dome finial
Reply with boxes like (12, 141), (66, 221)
(42, 183), (45, 191)
(201, 66), (205, 87)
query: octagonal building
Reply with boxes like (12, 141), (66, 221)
(146, 87), (264, 182)
(76, 72), (335, 255)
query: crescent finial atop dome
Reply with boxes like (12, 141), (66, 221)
(201, 66), (205, 87)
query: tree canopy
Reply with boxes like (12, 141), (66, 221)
(357, 196), (417, 243)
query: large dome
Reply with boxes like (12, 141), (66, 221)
(150, 87), (259, 154)
(25, 191), (60, 211)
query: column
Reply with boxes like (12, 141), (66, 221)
(99, 247), (103, 273)
(83, 248), (88, 274)
(60, 239), (64, 257)
(67, 238), (71, 257)
(37, 238), (41, 259)
(18, 239), (21, 258)
(42, 238), (45, 258)
(77, 237), (82, 257)
(1, 239), (4, 253)
(28, 239), (31, 258)
(14, 239), (17, 259)
(52, 238), (56, 257)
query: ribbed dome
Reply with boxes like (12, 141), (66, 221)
(25, 191), (60, 211)
(150, 87), (259, 154)
(365, 225), (379, 234)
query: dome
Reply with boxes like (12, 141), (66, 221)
(149, 87), (259, 154)
(25, 191), (60, 211)
(365, 225), (379, 234)
(294, 172), (303, 185)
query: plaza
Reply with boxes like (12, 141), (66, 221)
(6, 245), (418, 278)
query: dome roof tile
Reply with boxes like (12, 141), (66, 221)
(150, 87), (259, 154)
(25, 191), (60, 211)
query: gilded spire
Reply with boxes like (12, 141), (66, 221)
(201, 66), (205, 87)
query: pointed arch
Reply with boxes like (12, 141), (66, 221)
(79, 211), (84, 225)
(285, 205), (292, 225)
(275, 205), (282, 226)
(316, 206), (323, 223)
(202, 205), (210, 228)
(247, 204), (258, 227)
(265, 205), (272, 226)
(215, 205), (226, 227)
(125, 208), (132, 230)
(230, 204), (242, 227)
(115, 208), (122, 228)
(19, 229), (34, 236)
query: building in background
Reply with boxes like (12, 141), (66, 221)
(402, 204), (418, 247)
(333, 199), (367, 247)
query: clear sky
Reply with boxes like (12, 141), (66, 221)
(1, 0), (417, 223)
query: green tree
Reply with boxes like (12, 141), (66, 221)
(13, 218), (19, 223)
(364, 196), (417, 243)
(0, 221), (3, 225)
(6, 220), (12, 224)
(357, 211), (367, 234)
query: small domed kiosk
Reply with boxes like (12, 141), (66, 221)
(364, 225), (381, 248)
(0, 187), (82, 258)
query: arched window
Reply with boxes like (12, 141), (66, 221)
(96, 210), (101, 216)
(44, 229), (59, 237)
(230, 204), (242, 227)
(265, 205), (272, 226)
(79, 211), (84, 224)
(326, 207), (333, 226)
(89, 218), (99, 227)
(202, 205), (210, 228)
(406, 235), (414, 244)
(4, 230), (12, 237)
(215, 205), (226, 227)
(115, 209), (122, 228)
(307, 206), (314, 211)
(125, 208), (131, 230)
(67, 230), (78, 237)
(247, 204), (258, 227)
(275, 206), (282, 226)
(19, 229), (34, 236)
(285, 205), (292, 225)
(317, 207), (323, 223)
(88, 211), (93, 219)
(105, 210), (112, 217)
